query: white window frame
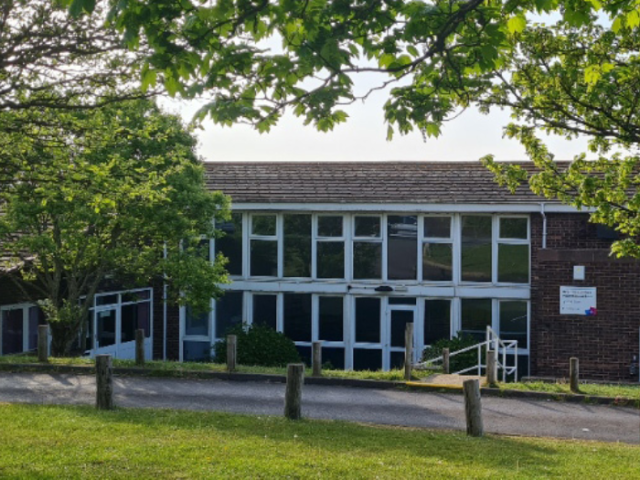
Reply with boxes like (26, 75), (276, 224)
(248, 213), (281, 278)
(496, 215), (531, 285)
(420, 215), (455, 284)
(313, 214), (346, 280)
(0, 303), (39, 355)
(352, 214), (384, 281)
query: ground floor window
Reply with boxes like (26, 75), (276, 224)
(0, 304), (44, 356)
(202, 292), (529, 372)
(85, 288), (152, 360)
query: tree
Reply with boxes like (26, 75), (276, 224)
(0, 98), (229, 355)
(63, 1), (640, 255)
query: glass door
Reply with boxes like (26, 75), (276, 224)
(385, 306), (416, 370)
(95, 308), (118, 352)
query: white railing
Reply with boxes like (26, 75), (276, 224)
(414, 326), (518, 382)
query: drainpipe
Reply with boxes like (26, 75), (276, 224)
(540, 203), (547, 249)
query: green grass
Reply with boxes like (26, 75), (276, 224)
(503, 381), (640, 402)
(0, 404), (638, 479)
(0, 355), (409, 381)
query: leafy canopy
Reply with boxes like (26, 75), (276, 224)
(0, 98), (229, 354)
(60, 0), (640, 256)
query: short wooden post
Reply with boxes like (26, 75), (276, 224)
(486, 350), (497, 385)
(570, 357), (580, 393)
(135, 329), (145, 366)
(442, 348), (450, 374)
(227, 335), (237, 372)
(404, 323), (414, 380)
(284, 363), (305, 420)
(312, 341), (322, 377)
(463, 379), (483, 437)
(95, 355), (114, 410)
(37, 325), (49, 363)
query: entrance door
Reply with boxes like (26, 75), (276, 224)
(385, 306), (416, 370)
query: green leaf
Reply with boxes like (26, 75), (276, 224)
(507, 14), (527, 34)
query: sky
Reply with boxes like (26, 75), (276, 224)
(160, 72), (589, 164)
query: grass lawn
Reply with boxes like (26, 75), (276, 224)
(0, 404), (638, 479)
(502, 381), (640, 402)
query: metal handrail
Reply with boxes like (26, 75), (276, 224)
(414, 326), (518, 382)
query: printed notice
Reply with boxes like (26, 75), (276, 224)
(560, 286), (597, 316)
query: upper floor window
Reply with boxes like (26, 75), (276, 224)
(461, 216), (492, 283)
(316, 215), (345, 279)
(353, 216), (382, 279)
(498, 217), (529, 284)
(387, 215), (417, 280)
(422, 216), (453, 281)
(250, 214), (278, 276)
(215, 213), (243, 276)
(283, 214), (311, 278)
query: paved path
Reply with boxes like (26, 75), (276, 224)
(0, 372), (638, 444)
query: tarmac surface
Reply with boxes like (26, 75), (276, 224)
(0, 372), (638, 444)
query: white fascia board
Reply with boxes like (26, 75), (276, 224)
(231, 202), (587, 213)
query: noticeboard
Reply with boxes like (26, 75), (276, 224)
(560, 286), (597, 316)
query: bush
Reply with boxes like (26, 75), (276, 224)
(422, 333), (483, 374)
(213, 324), (301, 367)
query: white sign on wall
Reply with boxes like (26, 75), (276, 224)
(560, 286), (597, 316)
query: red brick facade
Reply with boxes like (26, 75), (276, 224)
(531, 213), (640, 380)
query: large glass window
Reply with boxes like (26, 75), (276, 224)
(353, 216), (382, 279)
(284, 214), (311, 277)
(424, 299), (451, 345)
(387, 215), (417, 280)
(423, 216), (453, 281)
(316, 215), (345, 279)
(318, 296), (343, 341)
(185, 305), (209, 336)
(216, 292), (243, 338)
(96, 310), (117, 348)
(250, 214), (278, 277)
(355, 297), (381, 343)
(1, 308), (24, 355)
(460, 299), (492, 341)
(252, 294), (277, 330)
(498, 217), (529, 283)
(461, 216), (492, 282)
(216, 213), (243, 275)
(499, 301), (528, 349)
(121, 301), (152, 343)
(284, 294), (312, 342)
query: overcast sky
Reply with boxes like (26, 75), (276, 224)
(161, 89), (589, 164)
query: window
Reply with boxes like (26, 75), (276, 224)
(460, 299), (492, 341)
(185, 305), (209, 336)
(1, 308), (24, 355)
(284, 214), (311, 277)
(424, 299), (451, 345)
(498, 217), (529, 283)
(316, 215), (345, 279)
(252, 294), (277, 330)
(353, 216), (382, 279)
(422, 216), (453, 281)
(250, 214), (278, 276)
(215, 292), (243, 338)
(121, 301), (151, 343)
(355, 297), (381, 343)
(461, 216), (492, 282)
(216, 213), (243, 275)
(284, 294), (311, 342)
(499, 301), (528, 349)
(318, 296), (343, 341)
(387, 215), (417, 280)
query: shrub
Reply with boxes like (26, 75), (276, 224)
(213, 324), (301, 367)
(422, 333), (483, 374)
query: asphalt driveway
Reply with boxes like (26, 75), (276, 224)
(0, 372), (638, 444)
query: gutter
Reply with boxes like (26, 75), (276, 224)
(540, 203), (547, 249)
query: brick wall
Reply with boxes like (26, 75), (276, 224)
(530, 213), (640, 381)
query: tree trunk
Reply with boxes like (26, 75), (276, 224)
(48, 321), (79, 357)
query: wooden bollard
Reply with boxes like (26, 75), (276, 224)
(442, 348), (450, 374)
(37, 325), (49, 363)
(486, 350), (497, 385)
(135, 329), (145, 366)
(404, 323), (414, 380)
(312, 341), (322, 377)
(227, 335), (237, 372)
(284, 363), (305, 420)
(95, 355), (113, 410)
(463, 379), (483, 437)
(570, 357), (580, 393)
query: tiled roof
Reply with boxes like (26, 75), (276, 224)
(204, 161), (557, 204)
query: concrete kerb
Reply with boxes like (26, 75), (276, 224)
(0, 363), (637, 407)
